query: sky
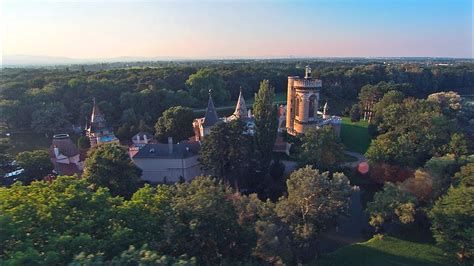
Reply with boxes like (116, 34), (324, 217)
(1, 0), (473, 59)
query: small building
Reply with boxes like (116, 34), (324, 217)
(50, 133), (83, 176)
(129, 138), (201, 183)
(86, 98), (119, 147)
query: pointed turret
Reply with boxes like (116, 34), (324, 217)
(323, 101), (329, 119)
(203, 94), (219, 127)
(91, 98), (105, 124)
(232, 89), (248, 119)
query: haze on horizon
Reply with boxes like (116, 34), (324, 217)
(1, 0), (473, 62)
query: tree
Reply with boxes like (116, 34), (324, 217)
(454, 162), (474, 188)
(366, 183), (417, 232)
(170, 176), (248, 264)
(15, 150), (52, 182)
(77, 135), (90, 150)
(298, 126), (345, 171)
(72, 245), (196, 265)
(349, 104), (361, 122)
(400, 169), (433, 202)
(276, 166), (351, 262)
(231, 193), (292, 264)
(31, 102), (71, 137)
(253, 80), (278, 175)
(372, 90), (405, 127)
(429, 184), (474, 262)
(358, 84), (383, 121)
(185, 68), (229, 104)
(199, 120), (253, 185)
(83, 144), (142, 198)
(0, 176), (126, 264)
(448, 133), (469, 159)
(154, 106), (195, 143)
(366, 98), (454, 167)
(427, 91), (462, 112)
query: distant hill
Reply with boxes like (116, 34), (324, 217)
(1, 55), (189, 66)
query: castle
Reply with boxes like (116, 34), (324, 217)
(193, 90), (254, 141)
(193, 66), (340, 143)
(284, 66), (341, 136)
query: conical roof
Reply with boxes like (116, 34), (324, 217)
(232, 90), (248, 119)
(203, 94), (219, 127)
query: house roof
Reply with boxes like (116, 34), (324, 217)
(51, 134), (79, 157)
(131, 140), (200, 159)
(202, 95), (219, 127)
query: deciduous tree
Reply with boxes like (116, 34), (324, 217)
(154, 106), (195, 143)
(15, 149), (52, 182)
(298, 126), (345, 171)
(276, 166), (351, 262)
(83, 144), (141, 198)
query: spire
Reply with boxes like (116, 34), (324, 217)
(203, 93), (219, 127)
(232, 89), (248, 119)
(91, 98), (105, 123)
(323, 101), (329, 119)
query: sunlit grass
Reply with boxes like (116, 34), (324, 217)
(340, 117), (371, 154)
(317, 236), (452, 266)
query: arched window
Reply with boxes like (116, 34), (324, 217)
(308, 95), (316, 118)
(295, 96), (300, 118)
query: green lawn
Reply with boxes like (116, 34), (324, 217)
(340, 117), (371, 154)
(316, 236), (452, 266)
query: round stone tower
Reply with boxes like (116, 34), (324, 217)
(286, 66), (323, 135)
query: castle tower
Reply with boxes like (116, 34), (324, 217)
(86, 98), (118, 147)
(232, 89), (248, 119)
(202, 94), (219, 127)
(286, 66), (322, 135)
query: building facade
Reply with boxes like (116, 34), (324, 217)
(129, 138), (201, 183)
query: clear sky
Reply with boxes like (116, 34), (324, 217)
(1, 0), (473, 59)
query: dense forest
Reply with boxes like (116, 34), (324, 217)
(1, 59), (474, 264)
(1, 59), (473, 139)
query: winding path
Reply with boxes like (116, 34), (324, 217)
(341, 151), (367, 168)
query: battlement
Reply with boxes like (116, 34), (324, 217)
(293, 78), (322, 88)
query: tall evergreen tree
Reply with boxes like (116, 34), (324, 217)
(253, 80), (278, 175)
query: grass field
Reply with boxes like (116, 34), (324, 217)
(340, 117), (371, 154)
(317, 236), (452, 266)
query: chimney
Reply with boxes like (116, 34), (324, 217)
(168, 137), (173, 154)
